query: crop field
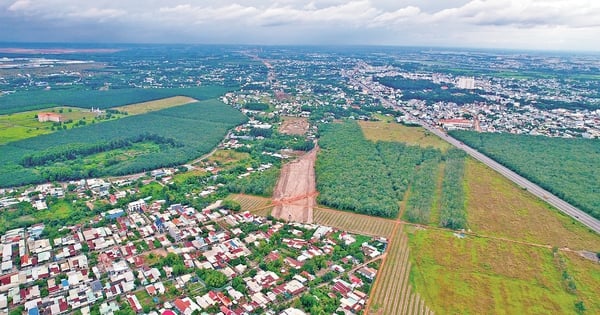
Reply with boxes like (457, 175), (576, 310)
(368, 225), (433, 315)
(0, 99), (247, 187)
(407, 228), (600, 314)
(359, 120), (451, 151)
(226, 194), (273, 216)
(113, 96), (197, 115)
(313, 207), (396, 237)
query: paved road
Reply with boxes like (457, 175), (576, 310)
(350, 77), (600, 235)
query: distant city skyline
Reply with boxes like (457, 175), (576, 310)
(1, 0), (599, 52)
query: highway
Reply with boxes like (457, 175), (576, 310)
(351, 76), (600, 235)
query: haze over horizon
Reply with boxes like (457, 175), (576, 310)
(0, 0), (599, 52)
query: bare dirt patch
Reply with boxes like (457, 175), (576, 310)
(279, 117), (309, 135)
(272, 147), (317, 223)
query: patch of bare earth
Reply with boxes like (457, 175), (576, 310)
(272, 147), (317, 223)
(279, 117), (309, 135)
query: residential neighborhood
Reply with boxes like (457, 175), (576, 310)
(0, 178), (385, 315)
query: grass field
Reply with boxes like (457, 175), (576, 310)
(403, 158), (600, 314)
(0, 96), (195, 145)
(313, 207), (396, 237)
(172, 169), (209, 184)
(359, 120), (450, 151)
(0, 106), (109, 145)
(465, 159), (600, 252)
(113, 96), (197, 115)
(206, 150), (251, 168)
(369, 225), (432, 315)
(407, 228), (600, 314)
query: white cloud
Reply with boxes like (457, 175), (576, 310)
(1, 0), (600, 50)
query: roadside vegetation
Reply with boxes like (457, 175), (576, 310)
(451, 130), (600, 220)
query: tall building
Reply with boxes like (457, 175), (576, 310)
(457, 77), (476, 89)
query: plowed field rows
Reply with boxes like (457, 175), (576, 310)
(313, 207), (395, 237)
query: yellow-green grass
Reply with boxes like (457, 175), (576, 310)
(0, 106), (118, 145)
(407, 228), (599, 315)
(313, 207), (396, 237)
(113, 96), (196, 115)
(465, 158), (600, 252)
(35, 200), (74, 221)
(564, 252), (600, 312)
(369, 225), (431, 315)
(358, 120), (451, 151)
(226, 193), (273, 216)
(172, 169), (209, 184)
(206, 150), (251, 168)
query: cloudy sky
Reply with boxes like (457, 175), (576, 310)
(1, 0), (599, 51)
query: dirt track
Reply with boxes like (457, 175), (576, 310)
(272, 146), (318, 223)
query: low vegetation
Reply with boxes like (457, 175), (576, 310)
(359, 120), (451, 151)
(407, 229), (600, 314)
(0, 99), (247, 187)
(0, 86), (230, 114)
(451, 130), (600, 220)
(112, 96), (196, 115)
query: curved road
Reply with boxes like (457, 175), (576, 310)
(352, 77), (600, 234)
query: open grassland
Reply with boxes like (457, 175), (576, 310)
(313, 207), (396, 237)
(564, 252), (600, 312)
(465, 159), (600, 252)
(0, 106), (110, 145)
(206, 150), (251, 168)
(172, 169), (209, 184)
(226, 194), (273, 217)
(369, 225), (433, 315)
(113, 96), (197, 115)
(359, 120), (450, 151)
(0, 110), (53, 144)
(407, 228), (600, 314)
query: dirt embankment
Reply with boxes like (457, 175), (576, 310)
(272, 146), (318, 223)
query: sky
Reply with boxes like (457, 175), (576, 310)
(1, 0), (599, 51)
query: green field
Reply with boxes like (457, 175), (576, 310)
(325, 120), (600, 314)
(0, 99), (247, 187)
(406, 158), (600, 315)
(0, 107), (123, 145)
(0, 86), (231, 114)
(408, 229), (600, 315)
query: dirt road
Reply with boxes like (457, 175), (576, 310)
(272, 147), (318, 223)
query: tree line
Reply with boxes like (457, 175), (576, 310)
(438, 148), (467, 229)
(451, 130), (600, 220)
(316, 121), (442, 218)
(0, 99), (247, 187)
